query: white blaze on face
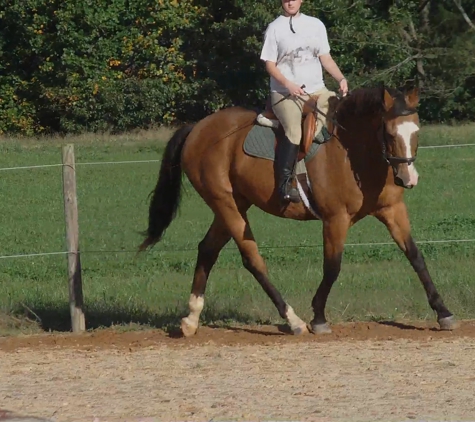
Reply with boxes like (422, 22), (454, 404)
(396, 121), (420, 186)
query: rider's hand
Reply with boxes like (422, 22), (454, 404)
(339, 78), (348, 97)
(285, 81), (305, 96)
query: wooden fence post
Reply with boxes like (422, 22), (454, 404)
(62, 144), (86, 333)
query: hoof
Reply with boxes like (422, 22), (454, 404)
(438, 315), (458, 331)
(310, 322), (332, 335)
(292, 324), (309, 335)
(180, 317), (198, 337)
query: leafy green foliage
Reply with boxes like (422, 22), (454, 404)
(0, 0), (474, 135)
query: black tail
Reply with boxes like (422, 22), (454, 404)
(138, 124), (195, 252)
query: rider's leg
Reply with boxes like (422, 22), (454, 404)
(313, 87), (337, 141)
(270, 92), (309, 204)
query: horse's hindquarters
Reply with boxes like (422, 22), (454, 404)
(181, 107), (255, 197)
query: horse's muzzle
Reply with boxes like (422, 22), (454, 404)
(395, 176), (415, 189)
(393, 163), (419, 189)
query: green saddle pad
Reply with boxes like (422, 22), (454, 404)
(243, 125), (323, 163)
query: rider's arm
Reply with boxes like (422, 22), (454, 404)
(260, 25), (291, 89)
(319, 54), (346, 83)
(264, 61), (290, 88)
(265, 61), (305, 95)
(315, 19), (345, 84)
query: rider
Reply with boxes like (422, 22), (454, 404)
(260, 0), (348, 204)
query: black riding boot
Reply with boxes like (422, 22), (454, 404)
(275, 136), (301, 204)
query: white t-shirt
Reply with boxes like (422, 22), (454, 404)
(260, 14), (330, 93)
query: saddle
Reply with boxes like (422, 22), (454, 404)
(257, 96), (321, 162)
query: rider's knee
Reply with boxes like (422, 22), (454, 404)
(285, 126), (302, 145)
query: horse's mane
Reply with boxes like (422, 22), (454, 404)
(335, 86), (408, 120)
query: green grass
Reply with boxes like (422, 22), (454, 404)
(0, 124), (474, 335)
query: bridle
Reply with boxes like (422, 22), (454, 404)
(378, 107), (418, 166)
(273, 85), (419, 165)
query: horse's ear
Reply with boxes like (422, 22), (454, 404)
(405, 87), (419, 109)
(383, 89), (394, 112)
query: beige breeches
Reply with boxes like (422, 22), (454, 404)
(271, 86), (336, 145)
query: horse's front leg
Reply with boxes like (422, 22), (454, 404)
(374, 202), (457, 330)
(310, 214), (350, 334)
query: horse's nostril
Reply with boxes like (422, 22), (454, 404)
(395, 176), (414, 189)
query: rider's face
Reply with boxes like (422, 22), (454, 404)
(281, 0), (302, 16)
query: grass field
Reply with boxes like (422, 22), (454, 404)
(0, 124), (474, 335)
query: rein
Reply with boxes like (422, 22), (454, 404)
(324, 90), (419, 166)
(271, 85), (347, 141)
(301, 86), (347, 134)
(273, 85), (418, 166)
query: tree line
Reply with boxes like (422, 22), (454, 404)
(0, 0), (474, 135)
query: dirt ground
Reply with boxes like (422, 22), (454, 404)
(2, 320), (475, 422)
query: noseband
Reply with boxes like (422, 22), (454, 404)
(379, 108), (418, 166)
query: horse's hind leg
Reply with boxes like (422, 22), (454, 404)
(181, 217), (232, 337)
(374, 202), (457, 330)
(212, 195), (308, 335)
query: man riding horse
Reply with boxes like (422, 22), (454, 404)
(260, 0), (348, 203)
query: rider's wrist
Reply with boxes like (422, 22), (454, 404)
(338, 77), (346, 83)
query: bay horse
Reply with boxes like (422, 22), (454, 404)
(138, 85), (457, 336)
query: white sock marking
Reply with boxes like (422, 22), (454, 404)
(286, 305), (307, 332)
(184, 294), (204, 329)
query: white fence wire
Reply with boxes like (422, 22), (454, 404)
(1, 238), (475, 261)
(0, 142), (474, 261)
(0, 143), (474, 172)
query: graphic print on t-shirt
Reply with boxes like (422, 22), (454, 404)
(260, 14), (331, 93)
(280, 46), (317, 70)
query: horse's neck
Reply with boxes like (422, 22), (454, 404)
(337, 115), (381, 155)
(325, 117), (386, 175)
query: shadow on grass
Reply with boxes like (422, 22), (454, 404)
(9, 302), (277, 335)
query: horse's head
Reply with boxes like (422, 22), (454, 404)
(381, 86), (420, 189)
